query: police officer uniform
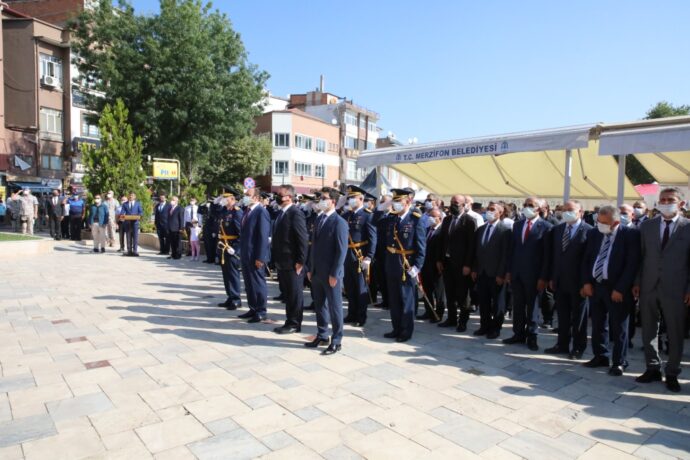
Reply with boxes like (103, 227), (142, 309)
(218, 190), (243, 309)
(342, 185), (377, 326)
(383, 188), (426, 342)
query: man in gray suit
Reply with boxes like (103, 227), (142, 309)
(633, 187), (690, 393)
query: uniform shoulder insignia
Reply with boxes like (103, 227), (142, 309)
(364, 208), (373, 213)
(412, 211), (422, 218)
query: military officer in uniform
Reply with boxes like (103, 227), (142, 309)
(203, 193), (223, 264)
(383, 188), (426, 342)
(217, 190), (243, 310)
(342, 185), (377, 327)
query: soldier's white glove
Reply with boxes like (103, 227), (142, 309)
(361, 258), (371, 271)
(226, 247), (235, 255)
(407, 266), (419, 279)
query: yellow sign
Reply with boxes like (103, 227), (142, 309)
(153, 161), (179, 180)
(0, 186), (6, 202)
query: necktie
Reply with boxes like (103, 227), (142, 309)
(593, 234), (612, 282)
(242, 208), (250, 226)
(661, 220), (672, 249)
(482, 223), (493, 245)
(450, 216), (459, 234)
(562, 225), (572, 251)
(169, 206), (174, 215)
(524, 219), (533, 242)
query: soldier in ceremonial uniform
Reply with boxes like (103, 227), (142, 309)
(217, 190), (243, 310)
(383, 188), (426, 342)
(342, 185), (377, 327)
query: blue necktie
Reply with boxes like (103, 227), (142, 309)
(593, 234), (612, 282)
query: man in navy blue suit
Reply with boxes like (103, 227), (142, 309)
(342, 185), (377, 327)
(239, 188), (271, 321)
(307, 188), (349, 355)
(504, 196), (552, 351)
(582, 205), (640, 376)
(383, 188), (426, 343)
(154, 193), (171, 255)
(166, 196), (185, 260)
(545, 200), (593, 359)
(217, 190), (244, 312)
(122, 191), (144, 256)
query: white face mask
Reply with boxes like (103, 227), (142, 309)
(377, 201), (391, 211)
(633, 207), (644, 217)
(597, 222), (612, 234)
(424, 201), (433, 210)
(347, 198), (358, 208)
(522, 206), (537, 219)
(562, 211), (578, 224)
(318, 199), (330, 212)
(241, 196), (252, 207)
(485, 211), (497, 223)
(94, 199), (102, 204)
(107, 193), (113, 199)
(190, 200), (197, 206)
(171, 200), (178, 207)
(657, 203), (678, 218)
(392, 201), (404, 213)
(620, 214), (631, 226)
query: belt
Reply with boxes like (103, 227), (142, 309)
(387, 247), (415, 255)
(348, 240), (368, 249)
(219, 235), (239, 241)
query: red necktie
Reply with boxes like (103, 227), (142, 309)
(524, 219), (532, 241)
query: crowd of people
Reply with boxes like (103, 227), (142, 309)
(3, 183), (688, 392)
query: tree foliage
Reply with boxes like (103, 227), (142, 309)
(82, 99), (152, 223)
(645, 101), (690, 120)
(200, 134), (272, 192)
(71, 0), (269, 185)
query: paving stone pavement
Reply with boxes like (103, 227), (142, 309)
(0, 240), (689, 459)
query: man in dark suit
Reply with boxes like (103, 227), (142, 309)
(239, 188), (270, 320)
(154, 193), (171, 255)
(167, 196), (185, 260)
(471, 202), (511, 339)
(545, 200), (593, 358)
(342, 185), (377, 327)
(122, 191), (144, 256)
(307, 188), (349, 354)
(420, 208), (445, 321)
(504, 196), (552, 350)
(217, 191), (243, 311)
(371, 195), (392, 309)
(45, 189), (66, 240)
(383, 188), (426, 342)
(436, 194), (477, 332)
(271, 184), (309, 334)
(582, 205), (640, 377)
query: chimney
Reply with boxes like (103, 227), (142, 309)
(319, 74), (324, 93)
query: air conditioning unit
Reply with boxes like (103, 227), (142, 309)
(42, 75), (59, 87)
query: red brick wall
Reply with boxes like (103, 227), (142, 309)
(6, 0), (84, 26)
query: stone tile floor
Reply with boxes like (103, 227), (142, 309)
(0, 241), (688, 459)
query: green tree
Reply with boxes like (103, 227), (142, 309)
(71, 0), (269, 183)
(200, 134), (272, 191)
(82, 98), (152, 226)
(645, 101), (690, 119)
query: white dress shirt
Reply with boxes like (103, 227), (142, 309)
(659, 214), (680, 240)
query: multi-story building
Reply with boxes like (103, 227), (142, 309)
(254, 108), (340, 194)
(1, 3), (71, 195)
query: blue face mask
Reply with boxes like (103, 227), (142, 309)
(620, 214), (631, 226)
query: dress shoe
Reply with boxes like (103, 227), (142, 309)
(569, 349), (584, 360)
(383, 331), (398, 339)
(473, 328), (488, 336)
(583, 356), (610, 368)
(417, 312), (431, 320)
(304, 303), (315, 311)
(218, 301), (231, 308)
(665, 375), (681, 393)
(429, 315), (441, 324)
(552, 327), (560, 333)
(486, 330), (501, 339)
(133, 253), (140, 257)
(305, 337), (329, 348)
(322, 343), (341, 355)
(100, 247), (105, 253)
(456, 322), (467, 333)
(609, 365), (624, 376)
(247, 316), (263, 324)
(540, 321), (552, 329)
(544, 346), (569, 355)
(167, 256), (172, 259)
(225, 303), (239, 311)
(527, 337), (539, 351)
(93, 248), (99, 253)
(395, 336), (410, 343)
(502, 335), (526, 345)
(351, 322), (365, 327)
(635, 369), (662, 383)
(273, 295), (284, 301)
(238, 311), (255, 319)
(438, 319), (457, 328)
(273, 326), (301, 334)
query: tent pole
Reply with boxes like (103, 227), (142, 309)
(375, 165), (382, 197)
(563, 149), (572, 202)
(617, 155), (626, 206)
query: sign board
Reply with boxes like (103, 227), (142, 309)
(153, 161), (179, 180)
(0, 186), (6, 201)
(243, 177), (255, 189)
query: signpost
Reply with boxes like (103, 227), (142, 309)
(153, 158), (180, 195)
(243, 177), (255, 189)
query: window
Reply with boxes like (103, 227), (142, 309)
(368, 121), (376, 132)
(366, 141), (375, 151)
(315, 164), (325, 178)
(359, 118), (366, 129)
(344, 112), (358, 126)
(315, 139), (326, 153)
(345, 136), (358, 150)
(41, 155), (63, 171)
(295, 134), (312, 150)
(81, 113), (99, 138)
(295, 162), (312, 176)
(274, 133), (289, 147)
(274, 160), (289, 176)
(346, 160), (357, 180)
(40, 54), (63, 87)
(39, 108), (63, 139)
(328, 142), (339, 153)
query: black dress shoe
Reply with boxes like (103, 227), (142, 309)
(100, 247), (105, 253)
(304, 303), (315, 311)
(133, 253), (140, 257)
(486, 330), (501, 339)
(438, 319), (457, 328)
(351, 322), (365, 327)
(305, 337), (329, 348)
(665, 375), (681, 393)
(527, 337), (539, 351)
(636, 369), (662, 383)
(93, 248), (99, 253)
(273, 295), (284, 301)
(383, 331), (398, 339)
(584, 356), (610, 368)
(552, 327), (560, 333)
(544, 346), (569, 355)
(456, 322), (468, 333)
(238, 311), (255, 319)
(503, 335), (526, 344)
(569, 349), (584, 360)
(322, 343), (341, 355)
(417, 312), (431, 320)
(609, 365), (624, 376)
(247, 316), (263, 324)
(218, 301), (231, 308)
(273, 326), (301, 334)
(473, 328), (488, 336)
(343, 316), (355, 324)
(395, 336), (410, 343)
(225, 303), (239, 311)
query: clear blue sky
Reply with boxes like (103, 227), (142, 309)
(130, 0), (690, 143)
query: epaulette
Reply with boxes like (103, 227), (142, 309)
(364, 208), (373, 213)
(412, 211), (422, 218)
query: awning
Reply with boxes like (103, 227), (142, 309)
(7, 182), (55, 193)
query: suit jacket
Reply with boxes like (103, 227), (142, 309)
(240, 204), (270, 265)
(582, 225), (640, 293)
(422, 225), (443, 280)
(309, 211), (348, 280)
(437, 212), (477, 268)
(550, 220), (593, 293)
(472, 220), (511, 278)
(508, 217), (552, 282)
(636, 215), (690, 299)
(155, 202), (171, 230)
(45, 195), (66, 218)
(271, 204), (309, 271)
(167, 205), (185, 232)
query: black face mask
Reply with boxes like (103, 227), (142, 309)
(449, 203), (461, 216)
